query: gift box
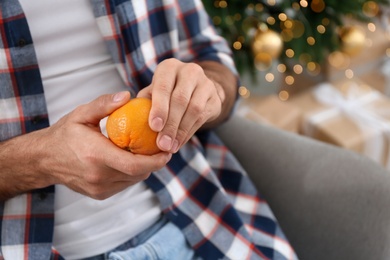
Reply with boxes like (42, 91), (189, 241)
(287, 80), (390, 170)
(325, 19), (390, 94)
(237, 95), (302, 133)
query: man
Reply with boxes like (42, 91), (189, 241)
(0, 0), (295, 259)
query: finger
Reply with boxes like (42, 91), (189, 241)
(148, 59), (180, 132)
(102, 140), (172, 176)
(182, 124), (199, 149)
(72, 91), (131, 125)
(136, 86), (152, 99)
(120, 152), (172, 176)
(156, 67), (199, 152)
(168, 87), (210, 152)
(180, 93), (222, 147)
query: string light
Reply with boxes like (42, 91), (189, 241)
(247, 3), (255, 10)
(328, 51), (350, 69)
(300, 0), (308, 8)
(238, 86), (250, 98)
(292, 2), (300, 10)
(218, 0), (227, 8)
(286, 49), (295, 58)
(307, 36), (316, 45)
(277, 64), (287, 73)
(278, 90), (290, 101)
(281, 30), (294, 42)
(292, 21), (305, 38)
(267, 17), (276, 25)
(322, 18), (330, 26)
(255, 3), (264, 12)
(234, 13), (242, 21)
(265, 73), (275, 82)
(362, 1), (379, 17)
(367, 23), (376, 32)
(345, 69), (354, 79)
(233, 41), (242, 50)
(293, 64), (303, 74)
(311, 0), (325, 13)
(285, 75), (295, 85)
(317, 25), (326, 34)
(284, 20), (293, 29)
(307, 62), (317, 71)
(278, 13), (288, 21)
(267, 0), (276, 6)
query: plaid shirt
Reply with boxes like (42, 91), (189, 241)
(0, 0), (297, 259)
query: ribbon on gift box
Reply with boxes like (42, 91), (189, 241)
(379, 5), (390, 97)
(381, 56), (390, 97)
(303, 83), (390, 170)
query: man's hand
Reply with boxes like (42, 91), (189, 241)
(137, 58), (237, 153)
(0, 92), (172, 201)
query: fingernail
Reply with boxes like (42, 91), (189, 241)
(151, 117), (164, 132)
(113, 91), (127, 102)
(172, 139), (179, 153)
(159, 135), (172, 151)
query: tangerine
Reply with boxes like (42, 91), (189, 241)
(106, 97), (161, 155)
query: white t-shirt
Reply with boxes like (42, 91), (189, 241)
(18, 0), (161, 259)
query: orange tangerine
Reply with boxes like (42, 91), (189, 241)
(106, 98), (161, 155)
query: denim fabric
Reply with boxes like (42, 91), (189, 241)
(83, 216), (198, 260)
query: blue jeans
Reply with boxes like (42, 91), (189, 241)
(83, 216), (198, 260)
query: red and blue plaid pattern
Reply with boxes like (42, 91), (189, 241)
(0, 1), (54, 259)
(0, 1), (49, 141)
(0, 0), (296, 259)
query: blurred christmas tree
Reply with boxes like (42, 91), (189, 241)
(203, 0), (390, 82)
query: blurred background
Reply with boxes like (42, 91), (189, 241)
(203, 0), (390, 170)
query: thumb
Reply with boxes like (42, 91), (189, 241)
(73, 91), (130, 125)
(136, 85), (153, 99)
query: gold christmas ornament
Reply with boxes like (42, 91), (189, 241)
(362, 1), (379, 17)
(254, 52), (273, 71)
(339, 26), (366, 56)
(328, 51), (351, 69)
(252, 28), (283, 59)
(310, 0), (325, 13)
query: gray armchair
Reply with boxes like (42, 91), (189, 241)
(216, 115), (390, 260)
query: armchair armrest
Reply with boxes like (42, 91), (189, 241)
(215, 115), (390, 260)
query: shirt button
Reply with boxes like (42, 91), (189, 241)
(39, 192), (48, 201)
(31, 116), (42, 124)
(18, 38), (26, 47)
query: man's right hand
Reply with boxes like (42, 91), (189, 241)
(0, 92), (172, 201)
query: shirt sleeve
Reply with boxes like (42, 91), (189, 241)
(175, 0), (239, 78)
